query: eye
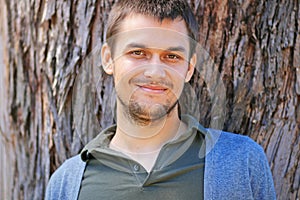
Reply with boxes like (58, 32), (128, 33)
(129, 50), (147, 58)
(164, 53), (182, 62)
(167, 54), (179, 59)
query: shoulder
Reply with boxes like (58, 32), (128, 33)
(204, 130), (276, 199)
(205, 129), (274, 184)
(204, 129), (270, 173)
(207, 129), (265, 158)
(51, 155), (85, 178)
(45, 155), (86, 200)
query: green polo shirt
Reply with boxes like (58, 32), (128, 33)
(78, 115), (205, 200)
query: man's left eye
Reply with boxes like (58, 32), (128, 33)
(165, 54), (181, 61)
(167, 54), (178, 59)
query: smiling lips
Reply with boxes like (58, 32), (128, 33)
(138, 84), (168, 94)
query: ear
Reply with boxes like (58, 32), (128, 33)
(185, 53), (196, 82)
(101, 43), (113, 75)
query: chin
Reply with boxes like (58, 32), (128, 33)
(128, 100), (178, 124)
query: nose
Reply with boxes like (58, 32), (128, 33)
(143, 55), (166, 79)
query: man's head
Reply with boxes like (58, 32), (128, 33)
(105, 0), (199, 57)
(101, 0), (199, 126)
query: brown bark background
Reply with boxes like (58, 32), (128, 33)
(0, 0), (299, 199)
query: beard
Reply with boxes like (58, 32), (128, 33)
(117, 92), (179, 126)
(115, 75), (181, 126)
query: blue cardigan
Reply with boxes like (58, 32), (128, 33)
(45, 128), (276, 200)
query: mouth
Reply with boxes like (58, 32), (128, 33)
(137, 84), (168, 94)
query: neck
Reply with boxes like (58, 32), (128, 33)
(111, 104), (186, 154)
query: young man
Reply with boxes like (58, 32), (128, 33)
(46, 1), (276, 199)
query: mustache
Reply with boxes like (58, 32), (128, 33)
(130, 78), (174, 89)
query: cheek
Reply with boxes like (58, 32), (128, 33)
(113, 59), (141, 80)
(169, 73), (186, 96)
(168, 67), (187, 82)
(175, 66), (190, 80)
(113, 60), (140, 95)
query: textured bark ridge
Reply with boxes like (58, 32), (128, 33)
(0, 0), (299, 199)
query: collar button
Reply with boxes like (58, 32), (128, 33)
(133, 164), (140, 171)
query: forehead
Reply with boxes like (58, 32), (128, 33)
(120, 13), (189, 35)
(110, 13), (190, 52)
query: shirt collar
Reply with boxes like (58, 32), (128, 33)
(81, 115), (206, 161)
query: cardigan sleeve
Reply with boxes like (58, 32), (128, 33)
(248, 144), (276, 199)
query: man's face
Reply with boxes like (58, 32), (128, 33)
(102, 14), (196, 125)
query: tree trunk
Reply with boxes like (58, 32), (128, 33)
(0, 0), (299, 199)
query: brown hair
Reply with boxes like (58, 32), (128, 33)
(105, 0), (199, 56)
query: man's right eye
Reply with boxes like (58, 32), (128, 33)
(129, 50), (146, 58)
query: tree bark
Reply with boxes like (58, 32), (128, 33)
(0, 0), (298, 199)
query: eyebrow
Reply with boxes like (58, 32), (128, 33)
(125, 43), (147, 49)
(166, 46), (187, 53)
(125, 43), (187, 53)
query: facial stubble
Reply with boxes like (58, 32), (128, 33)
(117, 92), (179, 126)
